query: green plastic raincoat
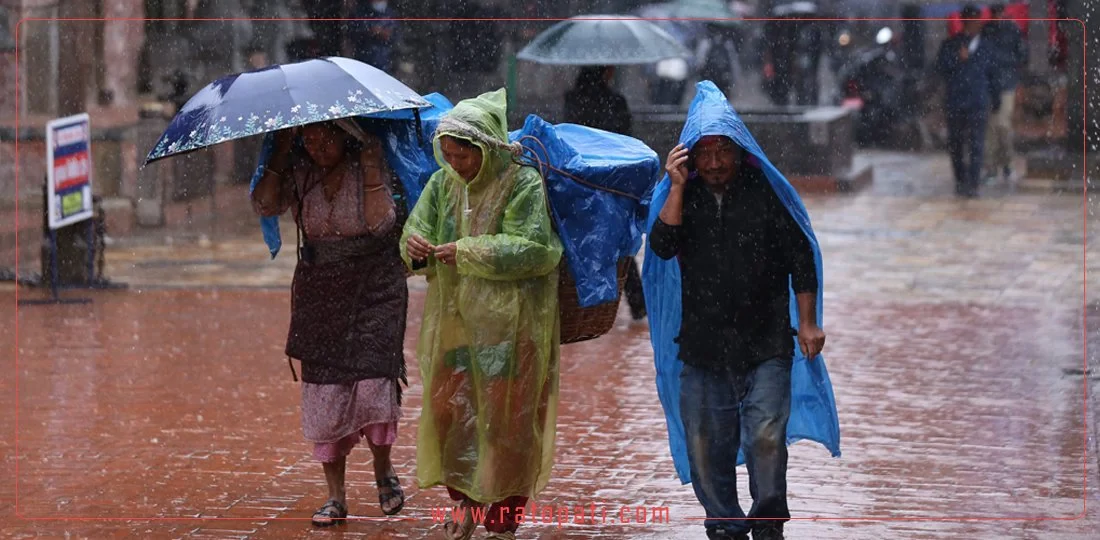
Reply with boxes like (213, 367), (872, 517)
(400, 88), (564, 502)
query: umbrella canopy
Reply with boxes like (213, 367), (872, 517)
(636, 4), (705, 45)
(772, 1), (819, 17)
(639, 0), (743, 27)
(516, 15), (691, 66)
(143, 56), (431, 165)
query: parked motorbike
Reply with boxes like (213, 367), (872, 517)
(836, 27), (923, 149)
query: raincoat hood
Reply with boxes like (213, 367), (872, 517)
(642, 81), (841, 483)
(677, 82), (767, 158)
(432, 88), (518, 187)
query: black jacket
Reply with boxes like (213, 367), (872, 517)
(649, 164), (817, 371)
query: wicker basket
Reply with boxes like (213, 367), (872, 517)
(516, 136), (638, 346)
(558, 257), (630, 345)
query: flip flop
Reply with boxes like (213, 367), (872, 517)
(311, 499), (348, 527)
(376, 475), (405, 516)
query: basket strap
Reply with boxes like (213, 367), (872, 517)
(511, 135), (644, 203)
(510, 136), (642, 276)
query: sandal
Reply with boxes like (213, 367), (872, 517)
(376, 475), (405, 516)
(311, 499), (348, 527)
(443, 500), (484, 540)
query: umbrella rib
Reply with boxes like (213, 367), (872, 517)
(621, 20), (647, 60)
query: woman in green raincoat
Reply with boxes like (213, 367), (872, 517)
(401, 88), (563, 540)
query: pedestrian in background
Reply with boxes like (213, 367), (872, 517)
(562, 65), (647, 320)
(982, 3), (1028, 183)
(935, 4), (1000, 198)
(349, 0), (399, 72)
(300, 0), (346, 57)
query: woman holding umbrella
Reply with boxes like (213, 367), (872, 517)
(401, 88), (563, 540)
(252, 120), (408, 526)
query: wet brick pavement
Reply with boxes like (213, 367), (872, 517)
(2, 151), (1098, 538)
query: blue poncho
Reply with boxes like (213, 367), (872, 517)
(642, 81), (841, 483)
(510, 115), (659, 307)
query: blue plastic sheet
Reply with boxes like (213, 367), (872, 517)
(641, 81), (841, 484)
(509, 115), (660, 308)
(248, 92), (454, 258)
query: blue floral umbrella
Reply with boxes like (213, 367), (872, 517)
(142, 56), (431, 165)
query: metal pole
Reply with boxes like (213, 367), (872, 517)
(507, 54), (518, 116)
(49, 228), (59, 300)
(85, 217), (95, 285)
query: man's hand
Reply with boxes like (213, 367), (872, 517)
(798, 323), (826, 359)
(959, 46), (969, 61)
(406, 234), (434, 262)
(666, 144), (690, 187)
(434, 242), (458, 266)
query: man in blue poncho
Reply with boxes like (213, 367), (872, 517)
(643, 81), (840, 540)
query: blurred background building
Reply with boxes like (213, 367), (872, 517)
(0, 0), (1095, 278)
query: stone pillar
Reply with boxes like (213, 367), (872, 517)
(44, 1), (98, 285)
(102, 0), (145, 108)
(134, 104), (170, 227)
(16, 0), (61, 117)
(57, 0), (98, 116)
(0, 5), (17, 118)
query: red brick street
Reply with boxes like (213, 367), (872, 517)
(2, 151), (1097, 538)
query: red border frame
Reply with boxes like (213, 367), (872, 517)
(10, 15), (1091, 526)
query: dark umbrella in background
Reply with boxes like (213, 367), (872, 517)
(143, 56), (431, 166)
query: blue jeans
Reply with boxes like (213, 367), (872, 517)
(680, 356), (793, 537)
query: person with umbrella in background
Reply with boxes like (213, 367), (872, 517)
(251, 120), (409, 526)
(348, 0), (399, 73)
(563, 65), (647, 321)
(516, 16), (692, 325)
(401, 88), (563, 540)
